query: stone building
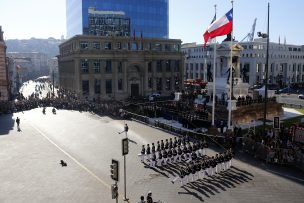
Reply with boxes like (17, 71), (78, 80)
(0, 26), (9, 101)
(182, 39), (304, 87)
(58, 35), (184, 100)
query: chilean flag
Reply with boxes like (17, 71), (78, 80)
(204, 9), (233, 47)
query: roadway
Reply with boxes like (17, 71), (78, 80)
(0, 108), (304, 203)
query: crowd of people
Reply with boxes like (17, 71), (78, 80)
(138, 135), (234, 187)
(0, 85), (124, 118)
(236, 95), (276, 107)
(242, 125), (303, 166)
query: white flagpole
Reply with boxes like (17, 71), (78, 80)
(228, 0), (234, 129)
(212, 4), (217, 126)
(204, 48), (207, 82)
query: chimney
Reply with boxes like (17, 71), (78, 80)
(0, 26), (3, 41)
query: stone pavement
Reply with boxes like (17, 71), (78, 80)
(0, 108), (303, 203)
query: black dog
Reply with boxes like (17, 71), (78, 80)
(60, 160), (67, 167)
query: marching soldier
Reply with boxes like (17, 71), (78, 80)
(162, 150), (168, 165)
(193, 162), (200, 181)
(173, 137), (178, 148)
(156, 141), (161, 153)
(150, 152), (156, 167)
(151, 143), (156, 154)
(203, 139), (208, 155)
(169, 138), (173, 149)
(160, 140), (165, 150)
(177, 137), (182, 146)
(172, 147), (178, 163)
(215, 154), (220, 173)
(200, 160), (207, 179)
(167, 148), (172, 164)
(146, 144), (151, 160)
(165, 139), (169, 151)
(139, 145), (146, 163)
(177, 146), (182, 162)
(157, 151), (163, 167)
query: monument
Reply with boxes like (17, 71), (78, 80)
(206, 42), (250, 112)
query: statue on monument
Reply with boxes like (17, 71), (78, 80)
(241, 66), (249, 83)
(207, 63), (213, 82)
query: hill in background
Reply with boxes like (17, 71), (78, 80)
(5, 37), (64, 58)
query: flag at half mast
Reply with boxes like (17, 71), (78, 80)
(204, 9), (233, 47)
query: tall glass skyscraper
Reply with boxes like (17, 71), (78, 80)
(66, 0), (169, 39)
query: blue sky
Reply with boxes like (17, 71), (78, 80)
(0, 0), (303, 45)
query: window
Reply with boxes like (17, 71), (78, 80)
(82, 80), (89, 94)
(106, 60), (112, 73)
(93, 60), (100, 73)
(165, 60), (171, 72)
(270, 64), (274, 72)
(132, 42), (138, 50)
(165, 78), (171, 90)
(256, 64), (260, 73)
(92, 42), (100, 49)
(156, 78), (162, 91)
(174, 61), (180, 72)
(81, 59), (89, 73)
(105, 42), (112, 50)
(157, 60), (162, 72)
(118, 62), (123, 73)
(165, 44), (171, 51)
(155, 43), (162, 51)
(80, 41), (88, 49)
(148, 77), (153, 89)
(94, 79), (101, 94)
(148, 62), (152, 72)
(106, 79), (112, 94)
(118, 78), (123, 90)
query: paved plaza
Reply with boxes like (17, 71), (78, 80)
(0, 108), (304, 203)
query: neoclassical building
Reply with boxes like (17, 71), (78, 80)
(182, 39), (304, 87)
(58, 35), (184, 100)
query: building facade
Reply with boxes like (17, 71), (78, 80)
(66, 0), (169, 39)
(7, 52), (48, 79)
(58, 35), (183, 100)
(182, 39), (304, 87)
(0, 26), (9, 101)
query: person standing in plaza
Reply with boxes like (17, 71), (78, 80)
(16, 117), (20, 131)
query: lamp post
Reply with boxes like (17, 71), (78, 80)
(258, 3), (270, 136)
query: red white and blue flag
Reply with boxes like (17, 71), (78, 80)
(204, 9), (233, 47)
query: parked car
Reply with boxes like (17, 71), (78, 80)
(275, 87), (297, 94)
(298, 94), (304, 99)
(149, 93), (160, 101)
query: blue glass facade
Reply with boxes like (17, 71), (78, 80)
(66, 0), (169, 39)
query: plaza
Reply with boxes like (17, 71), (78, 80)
(1, 108), (304, 203)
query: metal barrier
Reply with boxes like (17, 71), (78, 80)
(121, 109), (228, 151)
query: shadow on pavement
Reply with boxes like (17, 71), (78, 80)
(0, 114), (15, 136)
(177, 167), (253, 202)
(141, 157), (254, 202)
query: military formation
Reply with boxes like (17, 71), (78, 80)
(138, 136), (233, 186)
